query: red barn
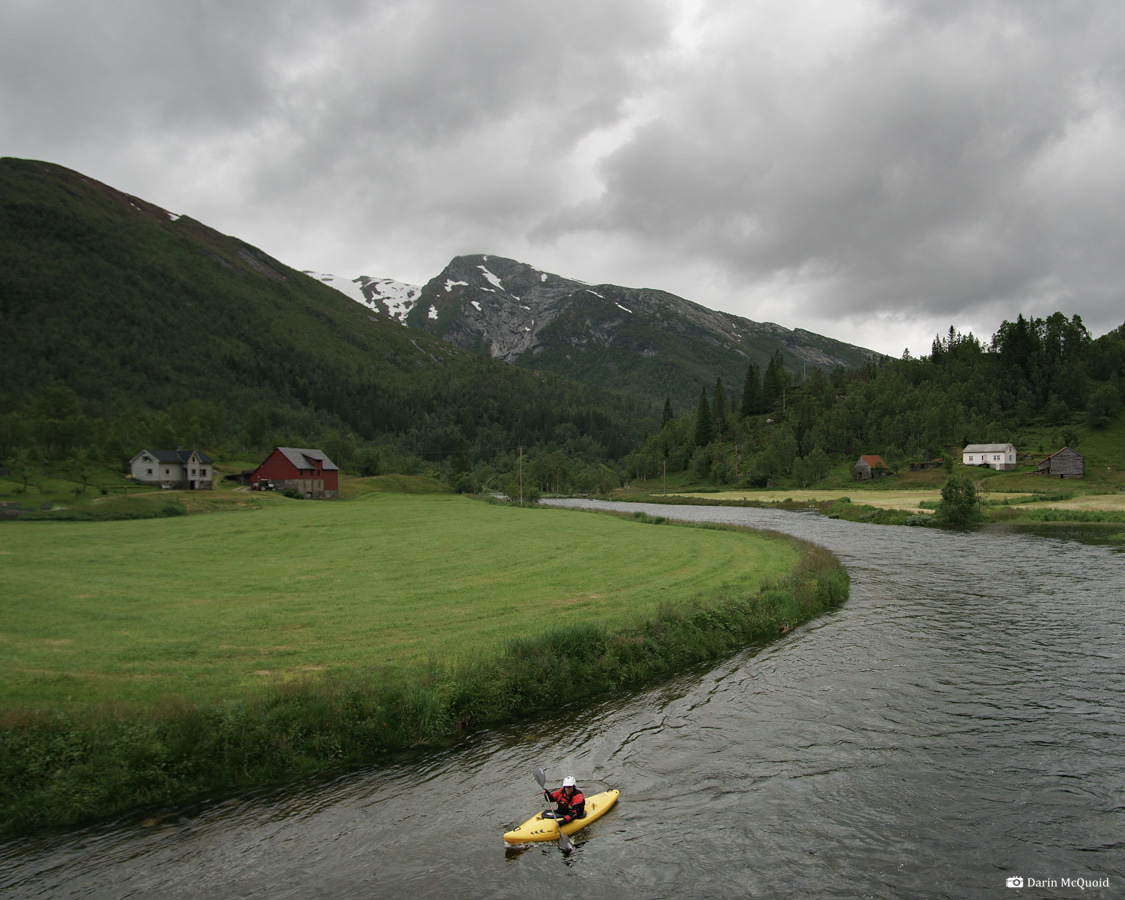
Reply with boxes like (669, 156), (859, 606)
(250, 447), (339, 498)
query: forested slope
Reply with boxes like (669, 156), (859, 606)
(630, 316), (1125, 487)
(0, 158), (654, 478)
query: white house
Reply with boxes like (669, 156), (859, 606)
(962, 443), (1017, 471)
(130, 449), (213, 489)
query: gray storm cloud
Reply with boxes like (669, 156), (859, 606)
(3, 0), (1124, 355)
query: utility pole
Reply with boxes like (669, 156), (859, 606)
(663, 458), (666, 496)
(519, 446), (523, 506)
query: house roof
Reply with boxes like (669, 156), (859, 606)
(275, 447), (338, 471)
(856, 454), (888, 469)
(134, 449), (213, 464)
(963, 443), (1015, 454)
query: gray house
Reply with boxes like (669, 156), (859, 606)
(1037, 446), (1084, 479)
(130, 449), (213, 489)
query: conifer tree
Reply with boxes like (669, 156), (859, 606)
(712, 377), (727, 439)
(762, 350), (787, 410)
(694, 385), (713, 447)
(662, 396), (674, 427)
(741, 362), (761, 417)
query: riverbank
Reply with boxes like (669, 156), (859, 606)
(0, 496), (848, 838)
(632, 487), (1125, 532)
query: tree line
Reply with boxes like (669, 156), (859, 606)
(628, 314), (1125, 487)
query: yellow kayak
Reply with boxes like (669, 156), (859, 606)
(503, 789), (620, 843)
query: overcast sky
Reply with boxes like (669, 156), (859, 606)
(5, 0), (1125, 356)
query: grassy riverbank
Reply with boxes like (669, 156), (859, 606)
(0, 494), (847, 837)
(620, 418), (1125, 531)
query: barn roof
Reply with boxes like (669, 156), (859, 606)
(276, 447), (338, 471)
(857, 454), (888, 469)
(1040, 446), (1082, 461)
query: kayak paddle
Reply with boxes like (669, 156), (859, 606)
(533, 767), (575, 851)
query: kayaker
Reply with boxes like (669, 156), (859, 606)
(544, 776), (585, 824)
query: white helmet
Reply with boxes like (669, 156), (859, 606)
(562, 776), (576, 788)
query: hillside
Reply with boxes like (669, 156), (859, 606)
(625, 316), (1125, 499)
(329, 254), (876, 410)
(0, 158), (654, 471)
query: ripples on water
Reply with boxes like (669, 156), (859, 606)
(2, 502), (1123, 899)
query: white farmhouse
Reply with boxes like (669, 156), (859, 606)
(962, 443), (1017, 471)
(130, 449), (213, 489)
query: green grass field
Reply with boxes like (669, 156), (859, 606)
(0, 493), (798, 713)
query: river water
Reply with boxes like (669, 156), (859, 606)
(2, 501), (1124, 899)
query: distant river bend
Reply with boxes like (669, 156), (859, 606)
(2, 501), (1123, 900)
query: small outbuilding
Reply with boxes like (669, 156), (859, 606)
(852, 454), (890, 481)
(251, 447), (339, 498)
(130, 449), (213, 489)
(1037, 446), (1084, 479)
(962, 443), (1017, 471)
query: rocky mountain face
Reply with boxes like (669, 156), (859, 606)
(333, 254), (877, 409)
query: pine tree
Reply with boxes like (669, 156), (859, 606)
(712, 377), (727, 439)
(662, 396), (674, 427)
(694, 385), (713, 447)
(741, 362), (761, 417)
(762, 350), (787, 410)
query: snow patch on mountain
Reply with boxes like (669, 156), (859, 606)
(363, 277), (422, 320)
(309, 271), (422, 322)
(478, 265), (504, 291)
(306, 271), (368, 306)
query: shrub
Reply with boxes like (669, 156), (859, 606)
(934, 474), (982, 526)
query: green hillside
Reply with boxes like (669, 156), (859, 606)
(626, 317), (1125, 504)
(0, 158), (655, 477)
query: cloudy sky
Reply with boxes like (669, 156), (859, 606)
(5, 0), (1125, 356)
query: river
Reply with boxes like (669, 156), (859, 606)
(2, 501), (1123, 899)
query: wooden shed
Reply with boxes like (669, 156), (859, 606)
(1037, 446), (1084, 479)
(250, 447), (339, 498)
(852, 454), (890, 481)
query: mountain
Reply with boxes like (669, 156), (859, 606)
(0, 158), (653, 467)
(324, 254), (877, 411)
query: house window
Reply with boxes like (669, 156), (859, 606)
(993, 455), (1000, 461)
(164, 469), (170, 475)
(191, 468), (196, 476)
(147, 468), (153, 475)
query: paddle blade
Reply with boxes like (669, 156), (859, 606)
(558, 830), (575, 851)
(533, 767), (547, 789)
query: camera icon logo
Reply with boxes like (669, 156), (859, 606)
(1006, 876), (1024, 888)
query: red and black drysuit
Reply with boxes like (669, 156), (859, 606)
(545, 786), (585, 825)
